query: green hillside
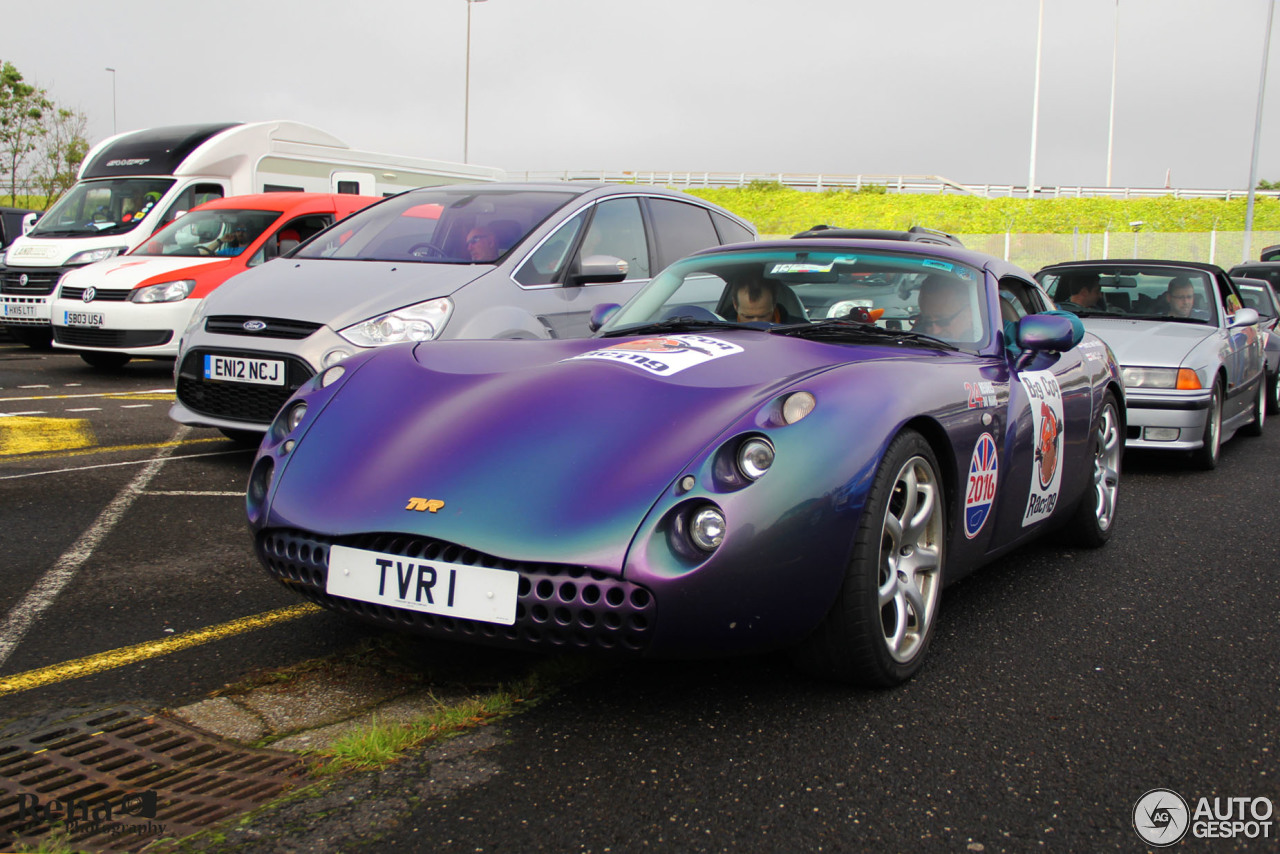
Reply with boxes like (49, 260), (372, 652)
(685, 184), (1280, 236)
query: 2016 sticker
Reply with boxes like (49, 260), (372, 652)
(965, 432), (999, 538)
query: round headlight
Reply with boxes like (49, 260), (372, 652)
(323, 349), (352, 368)
(286, 401), (307, 432)
(689, 506), (726, 552)
(782, 392), (816, 424)
(737, 438), (775, 480)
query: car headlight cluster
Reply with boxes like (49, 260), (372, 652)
(340, 297), (453, 347)
(65, 246), (128, 266)
(1121, 366), (1201, 390)
(130, 279), (195, 303)
(269, 400), (308, 449)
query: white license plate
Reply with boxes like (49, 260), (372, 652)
(327, 544), (520, 625)
(63, 310), (104, 327)
(203, 354), (285, 386)
(4, 302), (44, 318)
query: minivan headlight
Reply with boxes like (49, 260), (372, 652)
(131, 279), (195, 303)
(65, 246), (128, 266)
(339, 297), (453, 347)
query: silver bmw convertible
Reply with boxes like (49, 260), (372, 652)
(1037, 260), (1264, 469)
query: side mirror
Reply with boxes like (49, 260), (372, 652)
(588, 303), (621, 332)
(1017, 314), (1076, 353)
(21, 212), (39, 234)
(1229, 307), (1260, 328)
(569, 254), (629, 286)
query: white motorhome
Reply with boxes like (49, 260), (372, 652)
(0, 121), (502, 347)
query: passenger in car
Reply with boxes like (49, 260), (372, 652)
(914, 275), (974, 340)
(732, 278), (781, 323)
(1057, 272), (1103, 313)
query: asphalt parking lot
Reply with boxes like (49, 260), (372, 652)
(1, 341), (1277, 852)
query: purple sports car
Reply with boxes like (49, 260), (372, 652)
(247, 238), (1124, 686)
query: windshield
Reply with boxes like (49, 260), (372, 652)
(133, 209), (280, 258)
(600, 248), (990, 347)
(1040, 266), (1220, 325)
(293, 188), (577, 264)
(30, 178), (175, 237)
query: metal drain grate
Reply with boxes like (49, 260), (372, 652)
(0, 705), (306, 851)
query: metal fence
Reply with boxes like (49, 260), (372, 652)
(511, 170), (1280, 201)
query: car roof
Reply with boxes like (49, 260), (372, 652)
(690, 237), (1027, 278)
(190, 192), (381, 213)
(1229, 261), (1280, 270)
(790, 224), (963, 247)
(1038, 259), (1229, 276)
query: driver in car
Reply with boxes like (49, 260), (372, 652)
(913, 274), (975, 340)
(466, 226), (499, 262)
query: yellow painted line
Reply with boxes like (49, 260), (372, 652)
(0, 416), (95, 456)
(0, 603), (323, 697)
(1, 435), (226, 461)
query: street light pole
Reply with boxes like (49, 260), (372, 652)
(464, 0), (488, 163)
(1028, 0), (1045, 196)
(1245, 0), (1276, 262)
(105, 67), (117, 135)
(1106, 0), (1119, 187)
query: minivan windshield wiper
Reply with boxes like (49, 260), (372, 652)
(770, 318), (959, 351)
(598, 316), (765, 338)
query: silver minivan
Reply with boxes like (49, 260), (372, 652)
(170, 182), (755, 441)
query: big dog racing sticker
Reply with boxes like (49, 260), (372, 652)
(1022, 370), (1064, 526)
(964, 432), (999, 539)
(566, 335), (743, 375)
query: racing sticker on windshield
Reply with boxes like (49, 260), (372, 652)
(1022, 370), (1064, 526)
(964, 432), (999, 539)
(566, 335), (743, 375)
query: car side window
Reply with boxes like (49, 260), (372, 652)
(997, 275), (1048, 321)
(1216, 273), (1243, 314)
(648, 199), (720, 270)
(711, 211), (754, 245)
(514, 211), (587, 286)
(577, 198), (649, 281)
(257, 214), (334, 265)
(154, 183), (225, 233)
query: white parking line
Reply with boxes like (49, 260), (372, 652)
(65, 408), (103, 413)
(0, 388), (173, 403)
(0, 448), (252, 481)
(0, 411), (47, 417)
(17, 385), (50, 389)
(0, 425), (191, 668)
(120, 404), (151, 409)
(146, 490), (244, 497)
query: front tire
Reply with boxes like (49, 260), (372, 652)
(79, 351), (132, 370)
(1243, 376), (1266, 437)
(794, 430), (944, 686)
(1062, 391), (1121, 547)
(1268, 371), (1280, 416)
(1190, 381), (1223, 470)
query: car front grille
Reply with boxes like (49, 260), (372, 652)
(256, 528), (656, 653)
(1, 268), (61, 296)
(53, 327), (173, 348)
(204, 316), (323, 340)
(59, 286), (131, 301)
(175, 349), (314, 425)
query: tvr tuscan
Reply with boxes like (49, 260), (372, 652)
(247, 237), (1124, 686)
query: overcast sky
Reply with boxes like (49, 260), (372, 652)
(6, 0), (1280, 190)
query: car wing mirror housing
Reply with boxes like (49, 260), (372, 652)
(570, 254), (629, 286)
(588, 303), (621, 332)
(1229, 307), (1260, 328)
(1017, 313), (1077, 353)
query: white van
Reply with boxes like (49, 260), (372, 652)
(0, 121), (501, 347)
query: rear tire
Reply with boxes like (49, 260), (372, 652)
(1190, 381), (1222, 470)
(1062, 391), (1121, 548)
(1268, 372), (1280, 416)
(1243, 376), (1266, 437)
(793, 430), (944, 686)
(79, 351), (132, 370)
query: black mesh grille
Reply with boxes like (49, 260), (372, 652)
(204, 316), (323, 340)
(59, 286), (131, 301)
(256, 529), (656, 653)
(1, 268), (61, 295)
(175, 349), (313, 425)
(53, 327), (172, 348)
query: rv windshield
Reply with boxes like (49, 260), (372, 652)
(133, 209), (281, 258)
(30, 178), (175, 238)
(292, 188), (577, 264)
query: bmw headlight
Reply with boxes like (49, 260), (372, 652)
(130, 279), (195, 303)
(1121, 366), (1201, 389)
(340, 297), (453, 347)
(65, 246), (128, 266)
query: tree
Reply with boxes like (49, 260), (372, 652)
(30, 107), (88, 209)
(0, 61), (52, 205)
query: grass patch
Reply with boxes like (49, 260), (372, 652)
(314, 654), (601, 774)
